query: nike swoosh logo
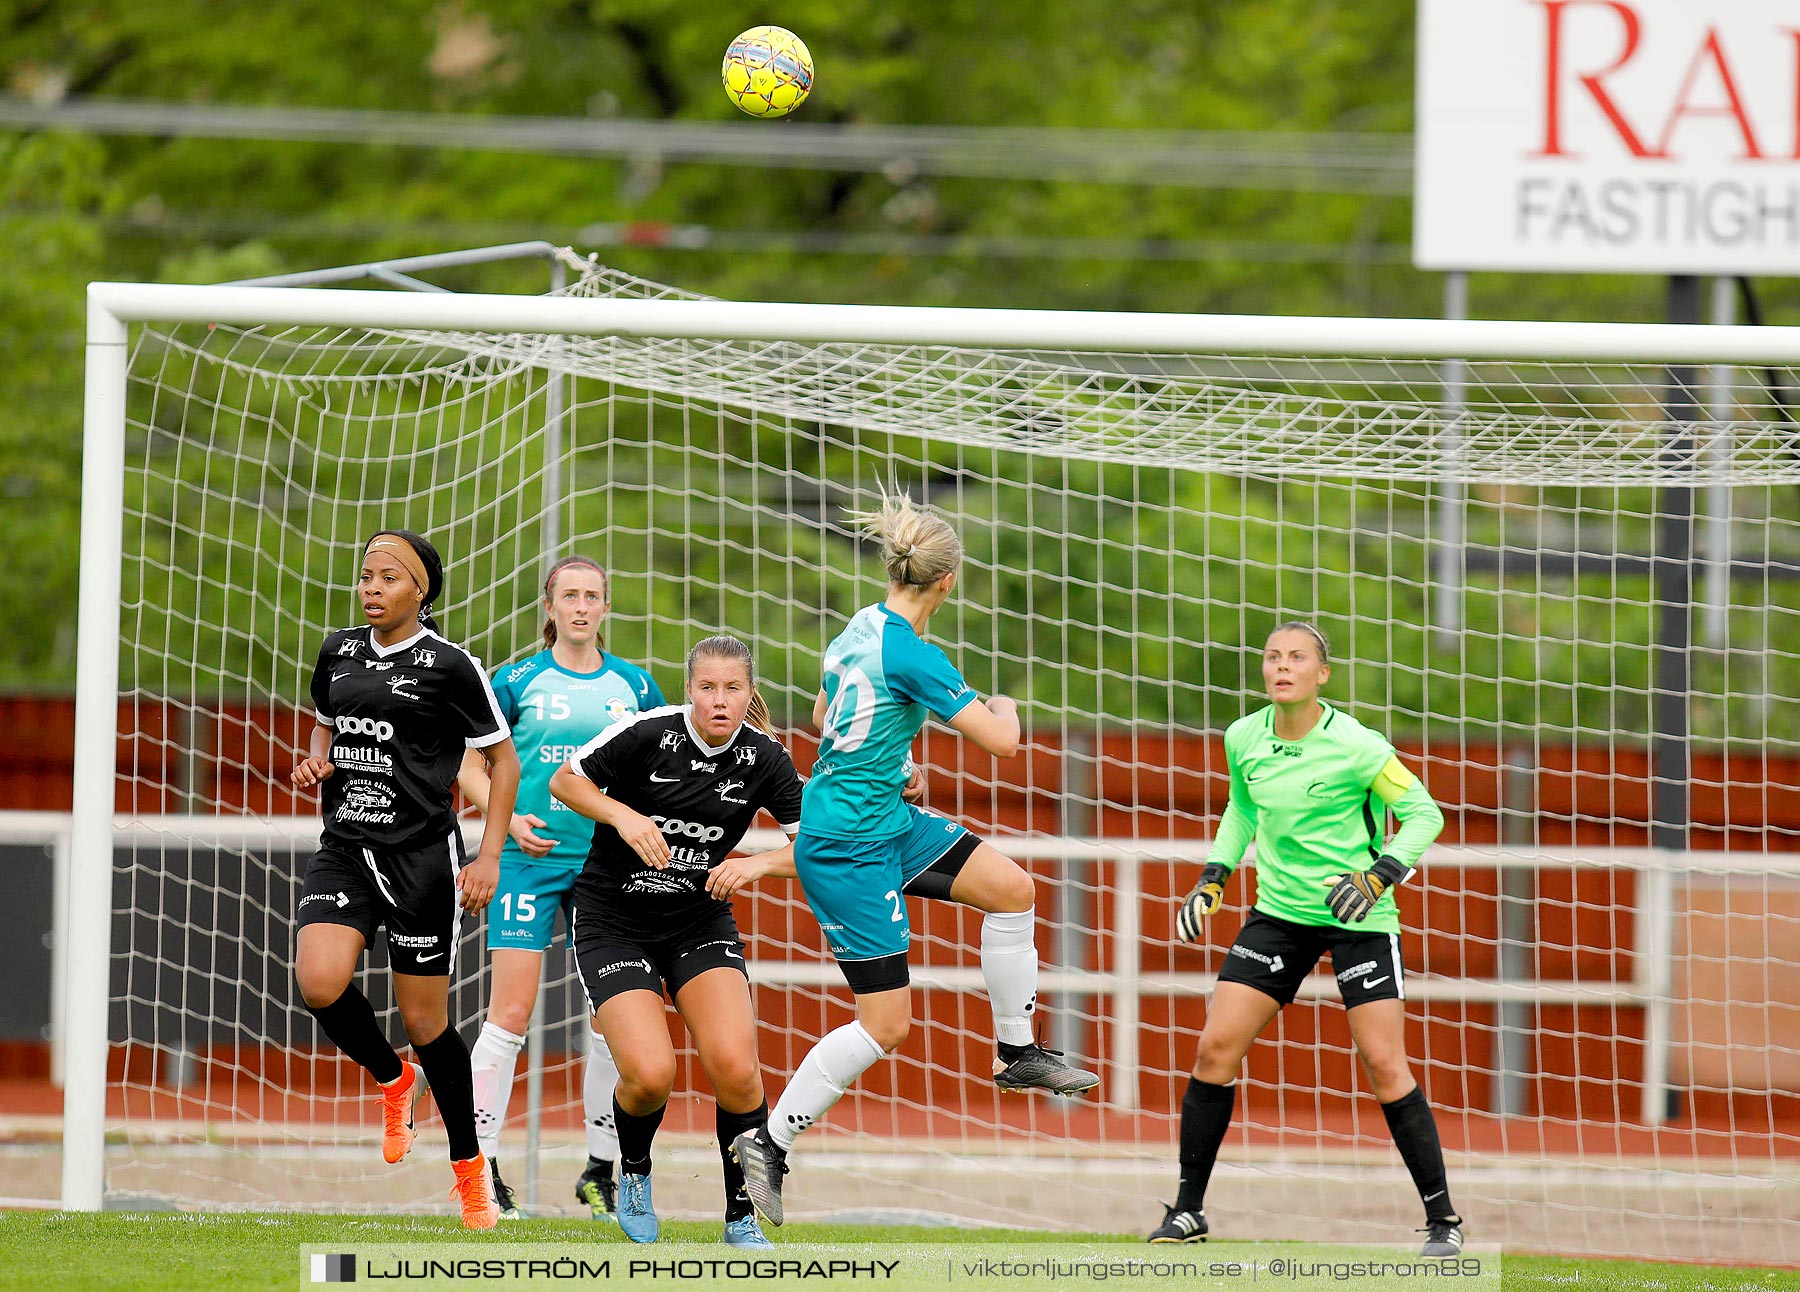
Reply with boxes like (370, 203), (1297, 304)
(1361, 975), (1390, 989)
(332, 670), (352, 682)
(1423, 1191), (1445, 1202)
(650, 772), (679, 782)
(416, 953), (444, 964)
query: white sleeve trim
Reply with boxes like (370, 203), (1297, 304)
(779, 822), (800, 837)
(436, 632), (510, 749)
(566, 705), (673, 779)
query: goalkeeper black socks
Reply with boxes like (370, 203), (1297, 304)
(614, 1096), (667, 1176)
(717, 1100), (769, 1222)
(305, 985), (403, 1085)
(1381, 1085), (1458, 1221)
(1175, 1077), (1237, 1212)
(414, 1025), (480, 1162)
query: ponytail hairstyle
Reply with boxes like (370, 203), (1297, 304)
(364, 529), (444, 633)
(844, 482), (962, 589)
(541, 555), (610, 649)
(685, 633), (774, 736)
(1267, 619), (1331, 666)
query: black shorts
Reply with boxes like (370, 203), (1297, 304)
(297, 830), (467, 976)
(572, 902), (748, 1010)
(1217, 909), (1407, 1009)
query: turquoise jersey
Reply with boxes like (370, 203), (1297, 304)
(800, 602), (978, 842)
(489, 648), (664, 868)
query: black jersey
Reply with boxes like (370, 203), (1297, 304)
(567, 703), (803, 920)
(308, 625), (509, 850)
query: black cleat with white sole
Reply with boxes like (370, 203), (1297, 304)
(729, 1127), (789, 1227)
(1419, 1216), (1464, 1257)
(489, 1159), (525, 1220)
(992, 1043), (1100, 1096)
(1146, 1205), (1208, 1244)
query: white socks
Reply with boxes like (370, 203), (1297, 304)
(981, 910), (1039, 1048)
(471, 1024), (620, 1162)
(469, 1021), (525, 1161)
(768, 1021), (888, 1150)
(585, 1029), (621, 1161)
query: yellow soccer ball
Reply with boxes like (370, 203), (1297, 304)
(722, 25), (814, 118)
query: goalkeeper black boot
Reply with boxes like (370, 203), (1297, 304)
(993, 1042), (1101, 1095)
(1420, 1215), (1464, 1257)
(489, 1158), (525, 1220)
(730, 1127), (789, 1227)
(1146, 1204), (1208, 1244)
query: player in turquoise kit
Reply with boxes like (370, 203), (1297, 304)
(733, 488), (1098, 1226)
(458, 556), (664, 1219)
(1149, 621), (1463, 1257)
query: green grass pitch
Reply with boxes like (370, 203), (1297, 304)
(3, 1212), (1797, 1292)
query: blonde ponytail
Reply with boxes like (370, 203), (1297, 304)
(844, 484), (962, 588)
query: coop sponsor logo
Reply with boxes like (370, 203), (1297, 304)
(653, 815), (726, 843)
(336, 715), (395, 740)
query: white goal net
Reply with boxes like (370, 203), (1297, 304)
(54, 253), (1800, 1261)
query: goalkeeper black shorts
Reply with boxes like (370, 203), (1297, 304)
(1217, 909), (1407, 1008)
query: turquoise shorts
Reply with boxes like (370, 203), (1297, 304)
(486, 853), (581, 952)
(794, 805), (977, 971)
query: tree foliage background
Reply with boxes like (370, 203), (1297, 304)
(5, 0), (1799, 728)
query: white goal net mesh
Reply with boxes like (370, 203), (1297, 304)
(92, 254), (1800, 1261)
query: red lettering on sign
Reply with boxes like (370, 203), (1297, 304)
(1536, 0), (1654, 159)
(1653, 28), (1765, 159)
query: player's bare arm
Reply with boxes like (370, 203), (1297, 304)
(291, 721), (336, 789)
(458, 746), (554, 858)
(706, 839), (797, 900)
(550, 764), (671, 869)
(947, 694), (1020, 758)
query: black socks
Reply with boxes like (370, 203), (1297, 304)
(1175, 1077), (1237, 1213)
(414, 1025), (479, 1162)
(305, 984), (402, 1085)
(1381, 1085), (1458, 1221)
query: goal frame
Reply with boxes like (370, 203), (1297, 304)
(69, 278), (1800, 1212)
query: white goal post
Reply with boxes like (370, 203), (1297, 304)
(61, 268), (1800, 1261)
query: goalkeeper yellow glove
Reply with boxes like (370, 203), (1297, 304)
(1323, 855), (1412, 923)
(1176, 863), (1231, 944)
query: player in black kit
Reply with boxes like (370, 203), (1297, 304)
(548, 634), (803, 1249)
(291, 529), (521, 1230)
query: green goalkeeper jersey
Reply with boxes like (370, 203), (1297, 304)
(1205, 701), (1443, 934)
